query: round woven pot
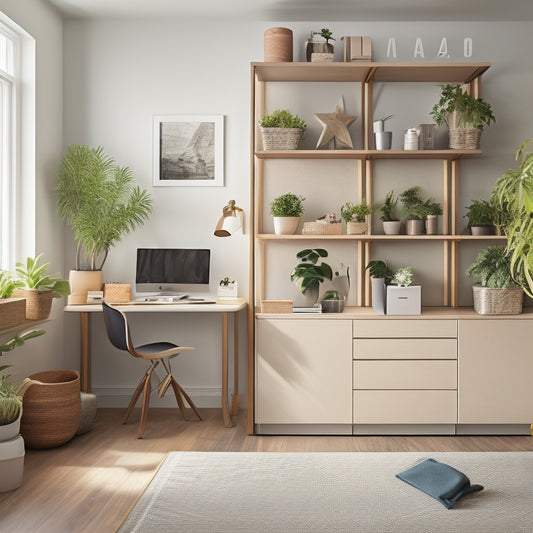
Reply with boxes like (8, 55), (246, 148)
(20, 370), (81, 449)
(449, 128), (481, 150)
(22, 289), (53, 320)
(260, 127), (301, 150)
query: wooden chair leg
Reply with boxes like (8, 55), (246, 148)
(158, 373), (172, 398)
(137, 370), (152, 439)
(123, 375), (147, 424)
(175, 379), (202, 420)
(170, 378), (189, 421)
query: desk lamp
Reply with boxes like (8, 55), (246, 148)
(214, 200), (244, 237)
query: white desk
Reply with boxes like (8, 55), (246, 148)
(64, 300), (247, 427)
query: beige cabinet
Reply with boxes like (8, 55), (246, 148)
(458, 320), (533, 425)
(256, 318), (352, 430)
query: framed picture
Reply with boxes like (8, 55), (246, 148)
(153, 115), (224, 187)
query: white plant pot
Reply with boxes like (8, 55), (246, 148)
(0, 417), (21, 442)
(0, 434), (25, 492)
(382, 220), (401, 235)
(273, 217), (300, 235)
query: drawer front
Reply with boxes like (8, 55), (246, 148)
(353, 360), (457, 390)
(353, 338), (457, 359)
(353, 320), (457, 338)
(353, 390), (457, 424)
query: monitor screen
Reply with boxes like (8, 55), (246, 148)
(135, 248), (210, 293)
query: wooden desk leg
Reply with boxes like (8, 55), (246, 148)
(80, 312), (91, 393)
(221, 312), (233, 427)
(231, 311), (240, 416)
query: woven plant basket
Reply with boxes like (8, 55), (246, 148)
(15, 289), (54, 320)
(19, 370), (81, 449)
(449, 128), (481, 150)
(260, 127), (301, 150)
(472, 285), (524, 315)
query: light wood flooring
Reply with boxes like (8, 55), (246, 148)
(1, 408), (533, 533)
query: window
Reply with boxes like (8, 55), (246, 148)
(0, 21), (18, 271)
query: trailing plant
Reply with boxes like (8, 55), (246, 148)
(466, 245), (518, 289)
(290, 248), (333, 295)
(464, 199), (493, 227)
(340, 199), (373, 223)
(430, 83), (495, 131)
(259, 109), (307, 136)
(15, 254), (70, 298)
(380, 190), (399, 222)
(365, 260), (395, 285)
(0, 270), (23, 299)
(492, 139), (533, 296)
(57, 145), (153, 271)
(270, 193), (305, 217)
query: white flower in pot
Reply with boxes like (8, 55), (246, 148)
(270, 193), (305, 235)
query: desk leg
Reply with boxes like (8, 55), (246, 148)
(80, 312), (91, 393)
(231, 311), (240, 416)
(221, 312), (233, 427)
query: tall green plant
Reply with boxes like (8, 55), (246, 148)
(290, 248), (333, 295)
(57, 145), (153, 270)
(492, 139), (533, 296)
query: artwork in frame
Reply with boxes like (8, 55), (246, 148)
(153, 115), (224, 187)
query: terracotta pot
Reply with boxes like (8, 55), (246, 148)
(68, 270), (103, 305)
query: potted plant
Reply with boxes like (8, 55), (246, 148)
(341, 199), (373, 234)
(14, 254), (70, 320)
(0, 329), (45, 492)
(259, 109), (307, 150)
(305, 28), (335, 62)
(464, 199), (494, 235)
(270, 192), (305, 235)
(290, 248), (333, 306)
(380, 190), (401, 235)
(425, 200), (443, 235)
(430, 83), (495, 149)
(467, 245), (523, 314)
(0, 271), (25, 329)
(400, 186), (428, 235)
(57, 145), (153, 304)
(387, 265), (421, 315)
(492, 139), (533, 298)
(365, 259), (395, 314)
(320, 289), (345, 313)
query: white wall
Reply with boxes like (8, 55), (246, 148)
(0, 0), (64, 382)
(58, 17), (533, 407)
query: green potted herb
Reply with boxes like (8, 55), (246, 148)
(464, 199), (494, 235)
(430, 83), (495, 149)
(290, 248), (333, 306)
(259, 109), (307, 150)
(380, 190), (401, 235)
(305, 28), (335, 61)
(424, 199), (443, 235)
(57, 144), (153, 304)
(341, 199), (373, 234)
(399, 186), (428, 235)
(15, 254), (70, 320)
(467, 245), (523, 314)
(320, 289), (344, 313)
(365, 260), (394, 314)
(270, 193), (305, 235)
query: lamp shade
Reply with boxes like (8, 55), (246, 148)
(214, 200), (244, 237)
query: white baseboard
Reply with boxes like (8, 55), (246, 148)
(92, 387), (235, 409)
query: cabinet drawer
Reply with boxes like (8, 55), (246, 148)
(353, 390), (457, 424)
(353, 320), (457, 338)
(353, 360), (457, 390)
(353, 338), (457, 359)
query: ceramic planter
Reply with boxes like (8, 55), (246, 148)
(370, 278), (386, 315)
(425, 215), (438, 235)
(273, 216), (300, 235)
(406, 219), (425, 235)
(470, 225), (494, 236)
(0, 434), (24, 492)
(68, 270), (103, 305)
(382, 220), (401, 235)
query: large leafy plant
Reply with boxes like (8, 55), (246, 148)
(15, 253), (70, 297)
(467, 245), (518, 289)
(57, 145), (153, 271)
(290, 248), (333, 295)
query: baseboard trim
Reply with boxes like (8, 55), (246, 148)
(456, 424), (532, 436)
(255, 424), (352, 435)
(353, 424), (456, 435)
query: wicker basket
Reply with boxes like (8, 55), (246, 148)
(104, 283), (131, 303)
(13, 289), (54, 320)
(472, 285), (524, 315)
(302, 222), (343, 235)
(260, 126), (301, 150)
(449, 128), (481, 150)
(19, 370), (81, 449)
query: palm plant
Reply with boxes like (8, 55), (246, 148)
(57, 145), (153, 270)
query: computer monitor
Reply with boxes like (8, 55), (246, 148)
(135, 248), (210, 296)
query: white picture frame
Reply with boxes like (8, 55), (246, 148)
(153, 114), (224, 187)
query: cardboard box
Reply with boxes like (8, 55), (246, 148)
(386, 286), (421, 315)
(260, 300), (293, 314)
(343, 36), (372, 62)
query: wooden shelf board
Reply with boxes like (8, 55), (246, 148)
(255, 149), (482, 160)
(257, 234), (507, 241)
(252, 62), (491, 84)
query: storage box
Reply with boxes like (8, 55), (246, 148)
(260, 300), (293, 313)
(302, 222), (342, 235)
(386, 286), (421, 315)
(218, 281), (238, 300)
(103, 283), (131, 303)
(343, 36), (372, 62)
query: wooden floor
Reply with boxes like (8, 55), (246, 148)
(1, 408), (533, 533)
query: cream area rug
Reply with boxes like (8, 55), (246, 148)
(116, 451), (533, 533)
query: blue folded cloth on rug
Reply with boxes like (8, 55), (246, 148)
(396, 458), (483, 509)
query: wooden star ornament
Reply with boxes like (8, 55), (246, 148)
(314, 103), (357, 149)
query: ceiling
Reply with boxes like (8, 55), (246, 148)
(44, 0), (533, 21)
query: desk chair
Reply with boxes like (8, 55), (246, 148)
(101, 301), (202, 438)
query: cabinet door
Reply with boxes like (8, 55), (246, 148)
(256, 319), (352, 425)
(459, 320), (533, 424)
